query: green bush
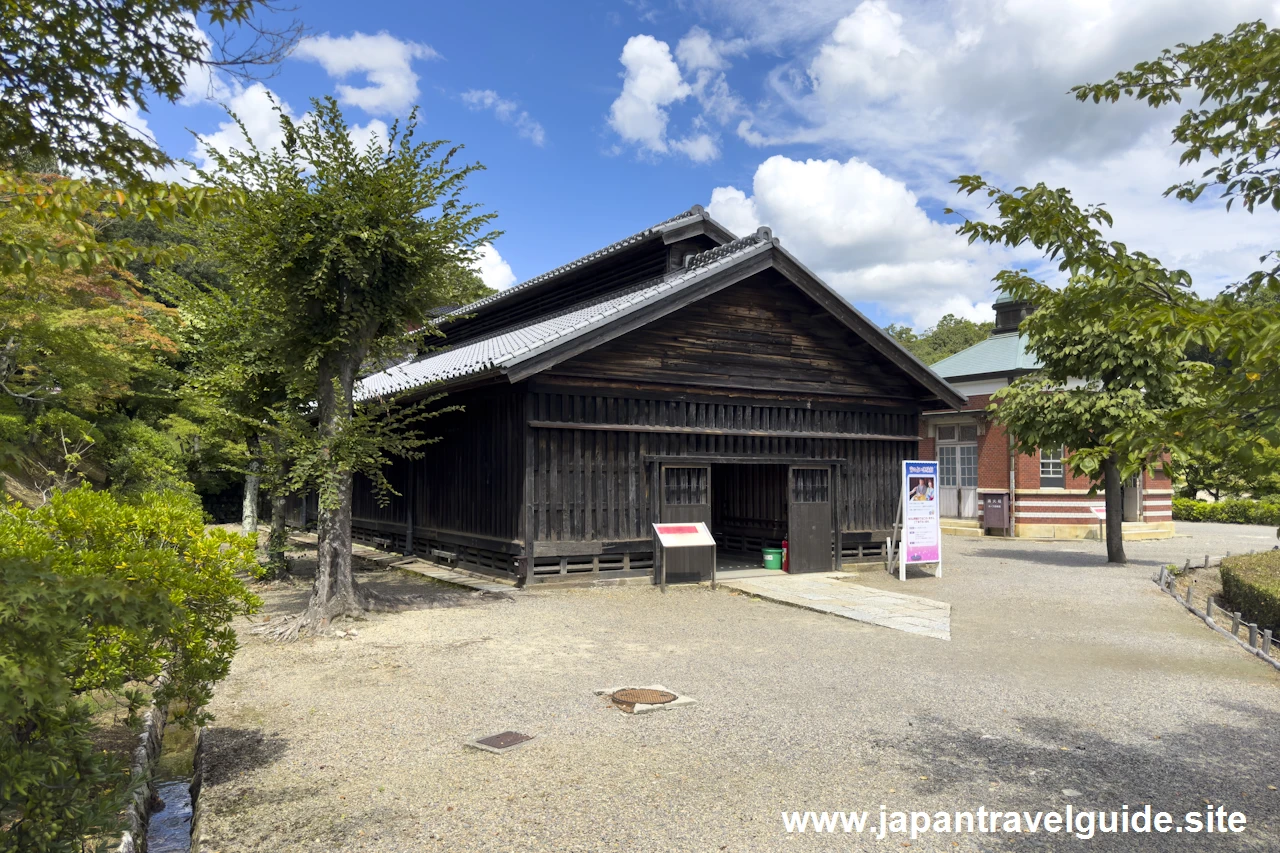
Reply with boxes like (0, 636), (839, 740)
(0, 556), (168, 852)
(0, 487), (260, 851)
(1220, 551), (1280, 634)
(1173, 496), (1280, 526)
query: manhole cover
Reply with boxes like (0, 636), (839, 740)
(612, 688), (677, 707)
(475, 731), (533, 750)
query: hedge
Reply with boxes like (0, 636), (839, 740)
(1173, 496), (1280, 526)
(1220, 551), (1280, 634)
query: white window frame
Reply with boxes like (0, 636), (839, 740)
(1040, 446), (1066, 489)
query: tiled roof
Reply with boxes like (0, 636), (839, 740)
(440, 205), (709, 320)
(929, 332), (1041, 380)
(355, 230), (771, 402)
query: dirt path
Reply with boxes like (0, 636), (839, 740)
(198, 530), (1280, 852)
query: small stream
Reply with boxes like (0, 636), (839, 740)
(145, 719), (199, 853)
(146, 780), (195, 852)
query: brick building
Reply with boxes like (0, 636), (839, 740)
(918, 295), (1175, 540)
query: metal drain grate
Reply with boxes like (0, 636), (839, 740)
(612, 688), (677, 707)
(475, 731), (534, 751)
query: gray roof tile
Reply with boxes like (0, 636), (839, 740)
(355, 230), (770, 402)
(441, 205), (709, 320)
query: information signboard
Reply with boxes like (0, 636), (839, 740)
(652, 521), (718, 591)
(900, 460), (942, 577)
(653, 522), (717, 549)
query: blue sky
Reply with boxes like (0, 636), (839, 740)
(131, 0), (1280, 329)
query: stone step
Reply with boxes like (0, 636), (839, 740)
(941, 522), (984, 537)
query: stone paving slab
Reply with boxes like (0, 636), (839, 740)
(721, 573), (951, 640)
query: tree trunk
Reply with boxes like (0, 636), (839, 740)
(242, 432), (261, 541)
(267, 493), (288, 578)
(1103, 453), (1127, 564)
(266, 435), (289, 579)
(302, 359), (365, 627)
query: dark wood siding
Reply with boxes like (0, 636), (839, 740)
(546, 271), (917, 397)
(349, 386), (525, 574)
(527, 386), (915, 546)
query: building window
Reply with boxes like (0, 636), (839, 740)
(936, 424), (956, 442)
(1040, 447), (1065, 489)
(958, 445), (978, 488)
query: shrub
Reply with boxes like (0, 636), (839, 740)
(1220, 551), (1280, 634)
(1173, 496), (1280, 526)
(0, 557), (169, 852)
(0, 487), (260, 850)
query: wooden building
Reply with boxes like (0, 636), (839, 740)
(334, 206), (965, 585)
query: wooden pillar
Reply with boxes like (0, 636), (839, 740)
(403, 463), (415, 556)
(519, 388), (536, 587)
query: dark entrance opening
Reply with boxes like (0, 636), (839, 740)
(710, 463), (788, 568)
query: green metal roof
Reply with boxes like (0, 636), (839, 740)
(930, 332), (1041, 380)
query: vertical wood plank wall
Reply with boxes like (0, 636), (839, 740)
(527, 387), (915, 543)
(348, 386), (525, 573)
(347, 383), (918, 581)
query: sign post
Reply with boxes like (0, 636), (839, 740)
(1090, 504), (1106, 542)
(652, 522), (718, 592)
(898, 461), (942, 581)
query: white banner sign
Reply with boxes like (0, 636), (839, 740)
(901, 460), (942, 574)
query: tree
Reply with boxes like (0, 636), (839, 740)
(1, 0), (299, 281)
(1070, 20), (1280, 483)
(949, 182), (1196, 563)
(200, 98), (493, 635)
(1, 0), (300, 182)
(885, 314), (994, 364)
(0, 215), (179, 409)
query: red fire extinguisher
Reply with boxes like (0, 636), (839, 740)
(781, 538), (790, 573)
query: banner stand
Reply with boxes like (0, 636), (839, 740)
(891, 460), (943, 581)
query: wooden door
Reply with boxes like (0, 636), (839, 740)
(958, 444), (979, 518)
(788, 466), (834, 573)
(658, 465), (713, 583)
(938, 446), (959, 517)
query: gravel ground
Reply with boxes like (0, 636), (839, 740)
(199, 523), (1280, 852)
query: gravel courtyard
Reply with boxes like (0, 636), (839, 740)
(198, 523), (1280, 852)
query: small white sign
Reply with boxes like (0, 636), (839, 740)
(1090, 505), (1107, 519)
(653, 522), (716, 548)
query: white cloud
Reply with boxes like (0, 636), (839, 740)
(191, 83), (293, 170)
(672, 132), (718, 162)
(608, 35), (692, 154)
(293, 31), (438, 115)
(462, 90), (546, 146)
(177, 19), (232, 105)
(190, 83), (388, 173)
(675, 26), (747, 70)
(474, 244), (516, 289)
(709, 155), (1002, 327)
(732, 0), (1280, 182)
(607, 30), (751, 162)
(687, 0), (1280, 326)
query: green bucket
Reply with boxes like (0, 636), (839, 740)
(762, 548), (784, 570)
